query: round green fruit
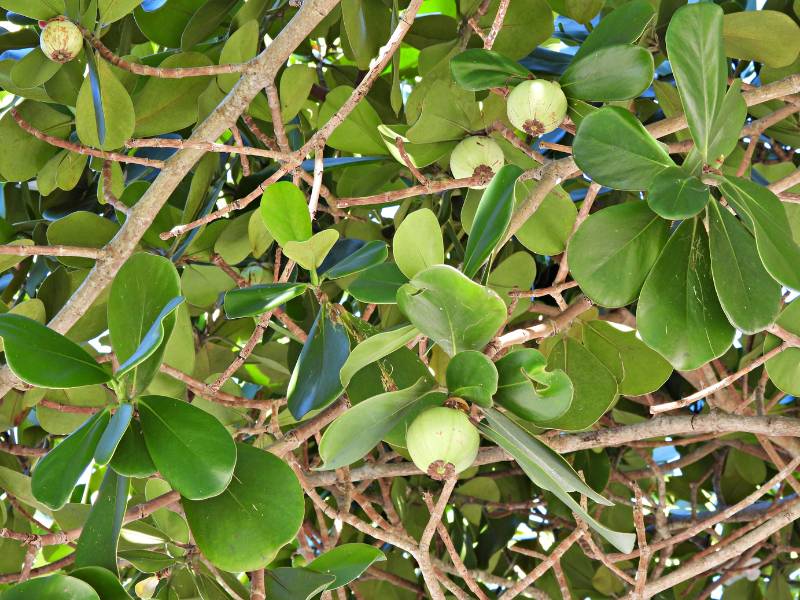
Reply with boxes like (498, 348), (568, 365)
(506, 79), (568, 136)
(40, 19), (83, 64)
(406, 407), (479, 479)
(449, 136), (504, 188)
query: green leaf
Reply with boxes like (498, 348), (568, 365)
(340, 324), (420, 388)
(393, 208), (444, 279)
(0, 101), (71, 182)
(265, 568), (336, 600)
(463, 164), (523, 278)
(561, 45), (653, 102)
(513, 180), (577, 256)
(396, 265), (507, 356)
(94, 403), (134, 466)
(708, 200), (781, 334)
(70, 567), (132, 600)
(318, 378), (434, 470)
(260, 181), (312, 247)
(287, 305), (351, 419)
(32, 410), (111, 510)
(574, 0), (655, 60)
(322, 240), (388, 280)
(480, 408), (635, 553)
(99, 0), (144, 24)
(573, 106), (674, 190)
(0, 314), (111, 388)
(723, 10), (800, 68)
(181, 0), (239, 50)
(115, 296), (185, 380)
(279, 65), (317, 123)
(646, 166), (709, 220)
(76, 59), (134, 151)
(495, 348), (573, 423)
(109, 253), (181, 397)
(283, 229), (340, 272)
(0, 0), (62, 19)
(307, 544), (386, 589)
(224, 283), (308, 318)
(569, 202), (670, 308)
(0, 575), (101, 600)
(74, 468), (129, 575)
(766, 300), (800, 395)
(109, 419), (156, 478)
(46, 211), (120, 269)
(474, 0), (553, 60)
(318, 86), (389, 155)
(10, 48), (61, 89)
(378, 124), (456, 169)
(718, 175), (800, 291)
(138, 395), (236, 500)
(665, 3), (726, 163)
(700, 79), (747, 168)
(347, 263), (408, 304)
(446, 350), (498, 407)
(217, 19), (259, 92)
(638, 218), (734, 370)
(449, 48), (531, 91)
(183, 444), (304, 572)
(341, 0), (391, 69)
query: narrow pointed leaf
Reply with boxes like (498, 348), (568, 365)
(307, 544), (386, 589)
(115, 296), (185, 380)
(322, 240), (388, 280)
(94, 403), (134, 466)
(340, 324), (420, 388)
(224, 283), (308, 318)
(74, 469), (129, 575)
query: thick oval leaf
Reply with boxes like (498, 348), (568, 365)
(109, 419), (156, 478)
(115, 296), (185, 380)
(719, 175), (800, 291)
(340, 324), (420, 388)
(646, 167), (709, 220)
(708, 200), (781, 334)
(723, 10), (800, 69)
(319, 378), (434, 470)
(224, 283), (308, 318)
(287, 306), (351, 420)
(47, 211), (120, 269)
(446, 350), (498, 408)
(463, 164), (523, 278)
(574, 0), (655, 60)
(10, 48), (61, 89)
(260, 181), (312, 247)
(0, 575), (101, 600)
(569, 202), (670, 308)
(94, 403), (134, 466)
(217, 19), (259, 92)
(265, 568), (336, 600)
(307, 544), (386, 589)
(347, 262), (408, 304)
(69, 567), (131, 600)
(0, 314), (110, 388)
(449, 48), (531, 91)
(76, 59), (135, 151)
(393, 208), (444, 279)
(183, 443), (304, 572)
(495, 348), (572, 423)
(99, 0), (146, 24)
(283, 229), (340, 272)
(513, 180), (577, 256)
(138, 395), (236, 500)
(573, 107), (674, 190)
(32, 410), (111, 510)
(396, 265), (507, 356)
(74, 468), (129, 575)
(638, 218), (735, 370)
(561, 45), (653, 102)
(322, 240), (388, 280)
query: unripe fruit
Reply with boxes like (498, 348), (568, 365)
(449, 136), (504, 189)
(506, 79), (568, 136)
(406, 407), (479, 479)
(40, 19), (83, 64)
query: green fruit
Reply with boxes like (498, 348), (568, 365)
(506, 79), (568, 136)
(449, 136), (505, 189)
(40, 19), (83, 63)
(405, 407), (479, 479)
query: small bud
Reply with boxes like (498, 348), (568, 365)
(449, 136), (505, 189)
(40, 19), (83, 63)
(506, 79), (568, 137)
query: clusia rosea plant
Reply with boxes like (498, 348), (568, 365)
(0, 0), (797, 598)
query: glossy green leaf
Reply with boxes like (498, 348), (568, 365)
(396, 265), (507, 356)
(340, 324), (420, 388)
(646, 166), (709, 220)
(224, 283), (308, 318)
(74, 468), (129, 575)
(723, 10), (800, 68)
(94, 403), (134, 466)
(260, 181), (312, 247)
(10, 48), (61, 89)
(708, 200), (781, 334)
(69, 567), (132, 600)
(347, 263), (408, 304)
(76, 59), (134, 151)
(0, 101), (71, 182)
(449, 48), (531, 91)
(513, 180), (577, 256)
(569, 202), (670, 308)
(287, 305), (351, 419)
(138, 395), (236, 500)
(322, 240), (388, 280)
(561, 45), (653, 102)
(217, 19), (259, 91)
(700, 79), (747, 168)
(318, 86), (388, 155)
(638, 218), (735, 370)
(574, 0), (655, 60)
(283, 229), (340, 272)
(109, 253), (181, 397)
(307, 544), (386, 589)
(0, 575), (101, 600)
(341, 0), (390, 69)
(99, 0), (144, 24)
(573, 106), (674, 190)
(474, 0), (553, 60)
(0, 0), (62, 19)
(46, 211), (120, 269)
(319, 378), (433, 470)
(0, 314), (111, 388)
(32, 410), (111, 510)
(446, 350), (498, 407)
(765, 300), (800, 395)
(463, 164), (523, 278)
(495, 348), (573, 423)
(265, 568), (336, 600)
(183, 444), (304, 572)
(109, 419), (156, 478)
(719, 175), (800, 291)
(279, 64), (316, 123)
(665, 3), (726, 163)
(181, 0), (239, 49)
(393, 208), (444, 279)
